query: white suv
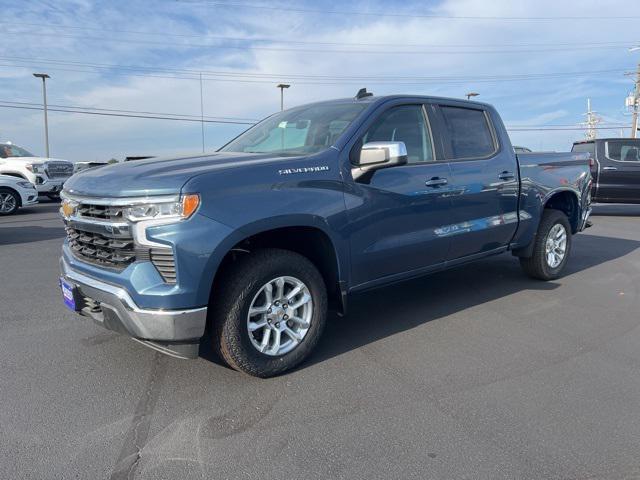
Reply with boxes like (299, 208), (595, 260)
(0, 174), (38, 215)
(0, 143), (74, 199)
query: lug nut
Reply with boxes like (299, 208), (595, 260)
(283, 314), (289, 320)
(268, 308), (272, 314)
(275, 322), (280, 328)
(283, 304), (288, 309)
(275, 301), (280, 306)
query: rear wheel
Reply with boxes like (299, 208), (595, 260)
(212, 248), (327, 377)
(520, 209), (572, 280)
(0, 188), (19, 216)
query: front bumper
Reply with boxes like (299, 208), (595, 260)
(36, 178), (67, 194)
(19, 188), (38, 206)
(60, 256), (207, 357)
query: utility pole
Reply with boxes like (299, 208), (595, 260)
(277, 84), (290, 111)
(628, 47), (640, 139)
(33, 73), (50, 157)
(583, 98), (601, 140)
(631, 64), (639, 139)
(199, 73), (205, 152)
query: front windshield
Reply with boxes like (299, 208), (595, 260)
(221, 103), (366, 156)
(0, 144), (35, 158)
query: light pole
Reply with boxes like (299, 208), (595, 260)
(466, 92), (479, 100)
(33, 73), (51, 157)
(277, 84), (290, 111)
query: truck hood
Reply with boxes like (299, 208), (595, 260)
(63, 152), (303, 198)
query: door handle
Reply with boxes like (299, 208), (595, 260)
(498, 171), (515, 181)
(602, 166), (618, 171)
(425, 177), (448, 187)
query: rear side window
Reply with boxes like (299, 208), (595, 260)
(440, 106), (496, 159)
(605, 140), (640, 162)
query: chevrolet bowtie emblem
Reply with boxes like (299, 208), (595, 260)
(61, 201), (75, 218)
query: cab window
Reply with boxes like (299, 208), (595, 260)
(360, 105), (434, 163)
(439, 106), (496, 159)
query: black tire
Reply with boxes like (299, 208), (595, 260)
(46, 193), (61, 201)
(211, 248), (328, 377)
(0, 188), (20, 216)
(520, 209), (572, 280)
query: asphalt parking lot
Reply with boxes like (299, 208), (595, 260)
(1, 200), (639, 480)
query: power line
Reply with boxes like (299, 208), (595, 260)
(0, 103), (256, 125)
(1, 100), (259, 122)
(178, 1), (640, 21)
(0, 57), (628, 86)
(3, 30), (637, 55)
(6, 21), (639, 49)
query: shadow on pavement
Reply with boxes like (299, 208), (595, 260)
(0, 226), (65, 245)
(301, 232), (640, 371)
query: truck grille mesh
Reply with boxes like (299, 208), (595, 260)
(46, 162), (74, 178)
(66, 226), (136, 269)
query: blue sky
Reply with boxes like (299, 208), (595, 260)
(0, 0), (638, 161)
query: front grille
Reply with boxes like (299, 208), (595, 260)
(46, 162), (74, 178)
(65, 198), (177, 283)
(66, 226), (136, 269)
(150, 248), (176, 283)
(76, 203), (124, 221)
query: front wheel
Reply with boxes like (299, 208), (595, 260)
(0, 188), (19, 216)
(520, 209), (572, 280)
(212, 248), (328, 377)
(46, 193), (61, 201)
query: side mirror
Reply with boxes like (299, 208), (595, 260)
(352, 141), (408, 180)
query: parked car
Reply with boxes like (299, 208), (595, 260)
(58, 92), (592, 377)
(0, 174), (38, 215)
(0, 143), (74, 200)
(513, 145), (532, 153)
(572, 138), (640, 204)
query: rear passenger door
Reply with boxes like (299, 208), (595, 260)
(596, 140), (640, 203)
(434, 104), (520, 261)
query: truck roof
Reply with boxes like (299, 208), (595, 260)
(298, 94), (492, 109)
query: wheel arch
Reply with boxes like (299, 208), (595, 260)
(208, 219), (348, 316)
(542, 188), (581, 233)
(1, 172), (28, 181)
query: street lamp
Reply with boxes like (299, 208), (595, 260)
(277, 84), (290, 111)
(33, 73), (51, 157)
(466, 92), (479, 100)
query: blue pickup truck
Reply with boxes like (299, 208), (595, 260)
(59, 92), (592, 377)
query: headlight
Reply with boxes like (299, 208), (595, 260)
(17, 181), (35, 189)
(25, 164), (42, 174)
(123, 194), (200, 223)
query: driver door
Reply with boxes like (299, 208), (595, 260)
(345, 103), (453, 288)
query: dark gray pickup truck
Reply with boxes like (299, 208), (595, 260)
(59, 92), (592, 377)
(572, 138), (640, 204)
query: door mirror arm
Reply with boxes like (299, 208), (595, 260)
(351, 141), (408, 182)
